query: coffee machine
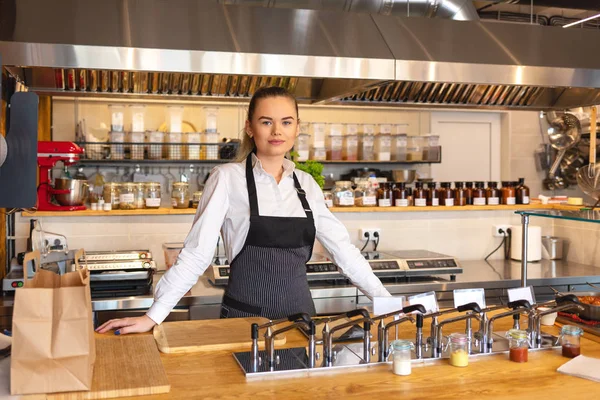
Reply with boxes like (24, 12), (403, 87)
(37, 141), (86, 211)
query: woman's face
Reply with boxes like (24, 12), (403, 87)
(246, 96), (299, 159)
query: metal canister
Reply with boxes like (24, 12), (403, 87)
(161, 73), (170, 94)
(180, 74), (191, 94)
(66, 69), (77, 90)
(100, 70), (110, 92)
(132, 72), (149, 93)
(170, 73), (182, 94)
(150, 73), (160, 94)
(111, 71), (120, 92)
(88, 70), (98, 92)
(542, 236), (564, 260)
(200, 75), (211, 95)
(78, 69), (87, 91)
(190, 74), (201, 95)
(121, 71), (131, 93)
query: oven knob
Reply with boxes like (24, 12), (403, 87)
(143, 262), (151, 268)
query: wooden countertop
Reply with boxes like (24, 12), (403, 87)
(101, 313), (600, 400)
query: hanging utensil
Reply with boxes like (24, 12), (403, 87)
(543, 113), (582, 190)
(577, 106), (600, 207)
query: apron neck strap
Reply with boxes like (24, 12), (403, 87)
(292, 172), (313, 219)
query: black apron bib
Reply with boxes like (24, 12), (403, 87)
(220, 155), (317, 319)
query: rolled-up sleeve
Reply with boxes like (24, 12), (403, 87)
(146, 167), (229, 324)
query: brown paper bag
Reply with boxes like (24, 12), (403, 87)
(11, 250), (96, 395)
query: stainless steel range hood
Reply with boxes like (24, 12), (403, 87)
(1, 0), (600, 110)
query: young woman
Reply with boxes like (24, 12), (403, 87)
(97, 86), (391, 335)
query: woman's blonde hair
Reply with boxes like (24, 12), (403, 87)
(235, 86), (299, 162)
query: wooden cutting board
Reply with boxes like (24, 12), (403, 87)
(48, 335), (170, 399)
(153, 317), (286, 353)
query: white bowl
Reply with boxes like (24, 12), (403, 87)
(538, 307), (558, 326)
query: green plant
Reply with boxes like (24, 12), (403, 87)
(290, 151), (325, 189)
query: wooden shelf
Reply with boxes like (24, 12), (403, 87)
(22, 208), (198, 217)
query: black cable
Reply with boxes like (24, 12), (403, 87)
(360, 232), (371, 252)
(485, 230), (507, 261)
(504, 228), (512, 260)
(373, 232), (380, 252)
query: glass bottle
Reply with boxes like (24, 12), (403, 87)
(323, 191), (333, 208)
(413, 182), (427, 207)
(506, 329), (529, 363)
(119, 183), (137, 210)
(377, 182), (393, 207)
(448, 333), (469, 367)
(192, 191), (203, 209)
(134, 182), (146, 209)
(391, 340), (413, 376)
(145, 182), (162, 209)
(393, 182), (409, 207)
(454, 182), (467, 206)
(440, 182), (454, 207)
(332, 181), (354, 207)
(486, 182), (501, 205)
(355, 181), (377, 207)
(516, 178), (530, 205)
(103, 182), (120, 208)
(502, 181), (516, 205)
(427, 182), (439, 206)
(472, 182), (486, 206)
(171, 182), (190, 209)
(465, 182), (474, 205)
(406, 187), (413, 207)
(560, 325), (583, 358)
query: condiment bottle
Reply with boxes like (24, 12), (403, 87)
(486, 182), (501, 205)
(391, 340), (413, 376)
(393, 182), (409, 207)
(448, 333), (469, 367)
(472, 182), (486, 206)
(502, 181), (516, 205)
(465, 182), (474, 205)
(560, 325), (583, 358)
(377, 182), (393, 207)
(413, 182), (427, 207)
(506, 329), (529, 363)
(406, 187), (413, 207)
(440, 182), (454, 207)
(427, 182), (439, 206)
(516, 178), (530, 205)
(454, 182), (467, 206)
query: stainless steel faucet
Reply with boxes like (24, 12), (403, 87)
(484, 300), (532, 353)
(433, 302), (482, 358)
(323, 310), (372, 367)
(529, 297), (585, 348)
(370, 304), (425, 362)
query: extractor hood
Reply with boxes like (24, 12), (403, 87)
(1, 0), (600, 110)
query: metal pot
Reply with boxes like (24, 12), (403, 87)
(54, 178), (88, 206)
(392, 170), (417, 183)
(555, 290), (600, 321)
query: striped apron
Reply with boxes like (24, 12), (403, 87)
(220, 155), (317, 319)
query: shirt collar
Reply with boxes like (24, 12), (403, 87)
(248, 153), (296, 179)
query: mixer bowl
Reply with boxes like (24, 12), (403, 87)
(54, 178), (88, 206)
(392, 170), (417, 183)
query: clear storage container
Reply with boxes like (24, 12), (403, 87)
(145, 182), (161, 209)
(448, 333), (469, 367)
(147, 131), (164, 160)
(345, 123), (359, 136)
(204, 131), (220, 160)
(354, 181), (377, 207)
(375, 134), (392, 161)
(379, 124), (392, 134)
(129, 104), (146, 132)
(408, 136), (426, 161)
(359, 133), (375, 161)
(362, 124), (375, 135)
(119, 183), (137, 210)
(167, 105), (184, 133)
(393, 123), (409, 135)
(391, 134), (408, 161)
(300, 122), (310, 134)
(560, 325), (583, 358)
(329, 123), (344, 136)
(391, 340), (413, 376)
(295, 133), (310, 161)
(311, 122), (326, 148)
(423, 134), (441, 161)
(109, 131), (125, 160)
(186, 132), (202, 160)
(326, 135), (343, 161)
(192, 191), (203, 209)
(311, 147), (326, 161)
(108, 104), (125, 132)
(129, 131), (145, 160)
(203, 107), (219, 132)
(506, 329), (529, 363)
(165, 132), (183, 160)
(134, 182), (146, 209)
(171, 182), (190, 209)
(332, 181), (354, 207)
(343, 135), (359, 161)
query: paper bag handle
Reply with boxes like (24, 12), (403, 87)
(22, 250), (41, 283)
(73, 248), (89, 285)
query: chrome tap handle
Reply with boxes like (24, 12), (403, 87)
(507, 300), (532, 309)
(415, 313), (424, 359)
(251, 323), (260, 372)
(457, 302), (482, 313)
(403, 304), (427, 314)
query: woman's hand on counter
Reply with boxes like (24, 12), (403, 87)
(95, 315), (157, 335)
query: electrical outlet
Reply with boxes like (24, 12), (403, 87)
(493, 225), (511, 237)
(360, 228), (381, 241)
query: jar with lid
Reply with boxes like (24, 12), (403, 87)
(472, 182), (486, 206)
(391, 134), (408, 161)
(145, 182), (161, 209)
(358, 133), (375, 161)
(427, 182), (439, 206)
(192, 191), (203, 209)
(333, 181), (355, 207)
(516, 178), (530, 204)
(377, 182), (393, 207)
(354, 181), (377, 207)
(465, 182), (474, 205)
(486, 182), (501, 205)
(323, 191), (334, 208)
(171, 182), (190, 209)
(393, 182), (409, 207)
(448, 333), (469, 367)
(506, 329), (530, 363)
(103, 183), (120, 208)
(375, 134), (392, 161)
(423, 134), (440, 161)
(413, 182), (428, 207)
(440, 182), (454, 206)
(391, 340), (413, 376)
(454, 182), (467, 206)
(119, 183), (137, 210)
(343, 135), (359, 161)
(560, 325), (583, 358)
(326, 135), (343, 161)
(502, 181), (516, 205)
(134, 182), (146, 209)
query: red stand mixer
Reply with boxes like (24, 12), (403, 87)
(37, 141), (87, 211)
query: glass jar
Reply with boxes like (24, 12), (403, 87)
(326, 135), (343, 161)
(295, 133), (310, 162)
(391, 134), (408, 161)
(377, 182), (393, 207)
(145, 182), (161, 209)
(472, 182), (486, 206)
(440, 182), (454, 206)
(506, 329), (529, 363)
(192, 191), (203, 209)
(103, 182), (120, 208)
(333, 181), (354, 207)
(465, 182), (474, 205)
(323, 191), (334, 208)
(486, 182), (501, 205)
(560, 325), (583, 358)
(343, 135), (359, 161)
(413, 182), (428, 207)
(393, 182), (409, 207)
(359, 133), (375, 161)
(375, 134), (392, 161)
(134, 182), (146, 209)
(391, 340), (413, 376)
(423, 134), (440, 161)
(516, 178), (530, 205)
(427, 182), (439, 206)
(448, 333), (469, 367)
(119, 183), (137, 210)
(454, 182), (467, 206)
(354, 181), (377, 207)
(502, 181), (516, 205)
(171, 182), (190, 209)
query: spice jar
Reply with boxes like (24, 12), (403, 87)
(448, 333), (469, 367)
(355, 181), (377, 207)
(486, 182), (501, 205)
(393, 182), (409, 207)
(465, 182), (474, 205)
(454, 182), (467, 206)
(413, 182), (428, 207)
(427, 182), (439, 206)
(502, 181), (516, 205)
(377, 182), (393, 207)
(472, 182), (486, 206)
(440, 182), (454, 206)
(171, 182), (190, 209)
(391, 340), (413, 376)
(119, 183), (137, 210)
(506, 329), (529, 363)
(406, 187), (413, 207)
(103, 183), (120, 208)
(516, 178), (530, 205)
(560, 325), (583, 358)
(192, 191), (203, 209)
(134, 183), (146, 209)
(333, 181), (355, 207)
(145, 182), (161, 209)
(323, 191), (334, 208)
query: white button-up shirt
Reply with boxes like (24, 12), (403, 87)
(147, 155), (391, 324)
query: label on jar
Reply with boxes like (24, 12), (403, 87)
(377, 152), (391, 161)
(297, 150), (309, 161)
(339, 197), (354, 206)
(432, 198), (439, 206)
(346, 124), (358, 135)
(473, 197), (486, 206)
(506, 197), (516, 205)
(395, 199), (409, 207)
(324, 199), (333, 208)
(145, 198), (161, 207)
(347, 137), (358, 146)
(415, 198), (427, 207)
(362, 136), (375, 146)
(522, 196), (530, 204)
(119, 193), (134, 203)
(171, 198), (178, 207)
(444, 198), (455, 207)
(363, 196), (377, 206)
(487, 197), (500, 205)
(378, 199), (392, 207)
